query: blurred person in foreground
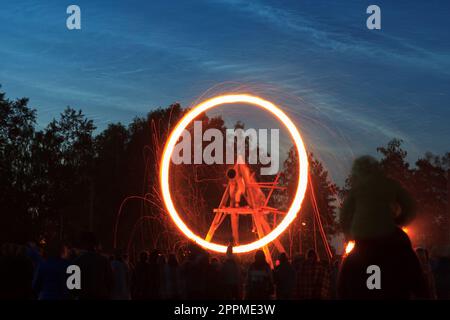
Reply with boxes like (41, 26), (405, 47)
(338, 156), (429, 299)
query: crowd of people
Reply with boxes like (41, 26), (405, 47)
(1, 232), (448, 300)
(0, 233), (336, 300)
(1, 156), (450, 300)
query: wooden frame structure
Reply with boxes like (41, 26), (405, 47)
(204, 163), (287, 267)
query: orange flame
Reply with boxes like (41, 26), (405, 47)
(345, 241), (355, 255)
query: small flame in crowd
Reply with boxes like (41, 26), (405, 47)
(345, 240), (355, 255)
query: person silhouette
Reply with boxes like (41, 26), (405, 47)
(131, 251), (152, 300)
(274, 252), (296, 300)
(338, 156), (429, 299)
(110, 248), (131, 300)
(297, 249), (329, 299)
(73, 232), (113, 299)
(33, 241), (70, 300)
(245, 250), (273, 300)
(221, 245), (241, 300)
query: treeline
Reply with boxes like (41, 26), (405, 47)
(0, 88), (339, 257)
(0, 88), (448, 255)
(0, 89), (183, 249)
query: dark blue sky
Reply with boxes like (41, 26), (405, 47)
(1, 0), (449, 183)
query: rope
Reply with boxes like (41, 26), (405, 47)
(309, 176), (333, 261)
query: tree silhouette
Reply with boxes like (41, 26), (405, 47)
(0, 91), (36, 242)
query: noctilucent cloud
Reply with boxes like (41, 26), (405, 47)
(1, 0), (449, 183)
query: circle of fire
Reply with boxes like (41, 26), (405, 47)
(160, 94), (308, 253)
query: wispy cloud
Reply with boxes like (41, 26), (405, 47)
(213, 0), (450, 74)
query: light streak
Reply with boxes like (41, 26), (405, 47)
(160, 94), (308, 253)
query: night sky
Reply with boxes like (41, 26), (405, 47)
(1, 0), (449, 183)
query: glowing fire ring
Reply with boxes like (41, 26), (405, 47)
(160, 94), (308, 253)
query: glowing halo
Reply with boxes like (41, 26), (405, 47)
(160, 94), (308, 253)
